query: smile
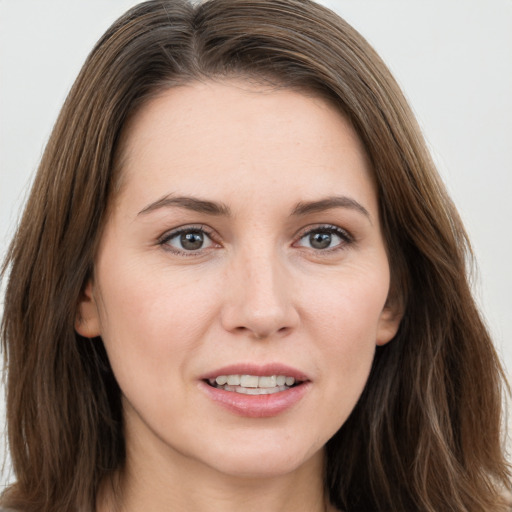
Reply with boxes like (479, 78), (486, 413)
(200, 364), (310, 417)
(207, 374), (298, 395)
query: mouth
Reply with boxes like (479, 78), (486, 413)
(200, 365), (310, 417)
(205, 374), (301, 395)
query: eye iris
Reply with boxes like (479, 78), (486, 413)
(180, 231), (204, 250)
(310, 232), (332, 249)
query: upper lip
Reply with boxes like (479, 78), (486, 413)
(201, 363), (310, 382)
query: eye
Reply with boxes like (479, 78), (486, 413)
(295, 225), (352, 251)
(160, 226), (216, 254)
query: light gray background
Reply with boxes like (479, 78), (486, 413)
(1, 0), (511, 487)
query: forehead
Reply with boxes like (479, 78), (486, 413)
(113, 79), (376, 213)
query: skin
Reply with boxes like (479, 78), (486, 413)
(76, 80), (402, 512)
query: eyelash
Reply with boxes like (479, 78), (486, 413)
(294, 224), (354, 253)
(158, 225), (218, 257)
(157, 224), (354, 256)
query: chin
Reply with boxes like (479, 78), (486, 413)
(199, 436), (325, 479)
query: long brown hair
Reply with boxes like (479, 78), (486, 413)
(1, 1), (510, 510)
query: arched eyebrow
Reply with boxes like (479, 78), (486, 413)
(291, 196), (371, 221)
(138, 194), (370, 222)
(138, 195), (232, 216)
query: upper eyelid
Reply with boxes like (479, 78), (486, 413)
(158, 224), (215, 242)
(157, 225), (220, 257)
(156, 223), (354, 248)
(294, 223), (353, 240)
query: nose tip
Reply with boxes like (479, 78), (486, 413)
(230, 309), (294, 340)
(220, 257), (299, 340)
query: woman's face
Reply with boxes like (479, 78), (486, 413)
(77, 81), (401, 480)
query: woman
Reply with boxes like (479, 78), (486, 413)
(1, 0), (510, 511)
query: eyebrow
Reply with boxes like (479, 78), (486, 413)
(138, 195), (232, 216)
(138, 194), (371, 221)
(291, 196), (371, 221)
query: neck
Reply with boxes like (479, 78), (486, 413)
(97, 444), (332, 512)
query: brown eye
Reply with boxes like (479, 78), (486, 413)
(296, 226), (351, 251)
(162, 228), (215, 253)
(180, 231), (205, 250)
(309, 232), (332, 249)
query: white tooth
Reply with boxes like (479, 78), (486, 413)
(227, 375), (241, 385)
(276, 375), (286, 386)
(285, 377), (295, 386)
(215, 375), (228, 385)
(240, 375), (259, 388)
(221, 385), (290, 395)
(247, 387), (264, 395)
(258, 375), (277, 388)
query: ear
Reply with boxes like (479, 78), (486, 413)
(75, 280), (101, 338)
(376, 298), (403, 346)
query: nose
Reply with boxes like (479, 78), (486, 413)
(220, 249), (299, 340)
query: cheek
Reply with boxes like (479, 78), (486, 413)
(307, 264), (389, 344)
(302, 264), (389, 399)
(93, 256), (221, 381)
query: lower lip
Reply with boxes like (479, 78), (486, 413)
(199, 381), (310, 418)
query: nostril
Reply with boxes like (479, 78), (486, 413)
(220, 296), (299, 339)
(231, 325), (292, 340)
